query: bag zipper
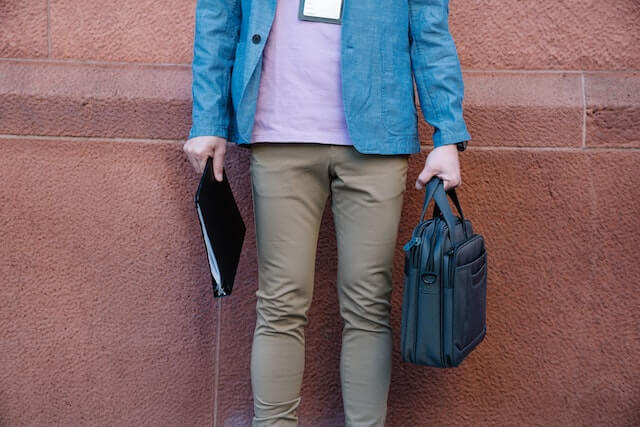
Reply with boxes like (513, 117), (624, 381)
(439, 220), (447, 367)
(426, 218), (438, 274)
(443, 223), (464, 367)
(401, 219), (429, 363)
(415, 218), (438, 363)
(424, 218), (441, 366)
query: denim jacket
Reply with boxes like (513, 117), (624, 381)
(188, 0), (471, 155)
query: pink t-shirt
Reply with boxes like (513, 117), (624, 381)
(249, 0), (352, 145)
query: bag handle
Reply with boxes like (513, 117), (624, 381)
(418, 177), (441, 223)
(432, 186), (465, 223)
(421, 178), (469, 245)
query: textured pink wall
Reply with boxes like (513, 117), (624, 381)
(1, 1), (639, 426)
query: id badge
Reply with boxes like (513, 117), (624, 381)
(298, 0), (344, 25)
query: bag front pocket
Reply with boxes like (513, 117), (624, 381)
(453, 249), (487, 352)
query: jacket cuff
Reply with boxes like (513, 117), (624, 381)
(188, 123), (229, 140)
(432, 127), (471, 148)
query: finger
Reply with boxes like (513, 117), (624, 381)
(444, 176), (462, 191)
(187, 152), (201, 175)
(196, 154), (207, 175)
(198, 149), (215, 176)
(182, 143), (196, 172)
(212, 147), (225, 182)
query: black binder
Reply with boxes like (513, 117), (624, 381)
(194, 156), (246, 297)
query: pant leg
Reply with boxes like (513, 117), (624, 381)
(328, 145), (409, 427)
(249, 142), (332, 427)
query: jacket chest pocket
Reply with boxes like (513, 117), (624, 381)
(380, 35), (418, 136)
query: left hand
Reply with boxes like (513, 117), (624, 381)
(415, 143), (462, 191)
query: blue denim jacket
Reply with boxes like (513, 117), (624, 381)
(188, 0), (471, 155)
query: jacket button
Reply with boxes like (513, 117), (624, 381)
(252, 34), (261, 44)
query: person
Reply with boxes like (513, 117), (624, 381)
(183, 0), (470, 425)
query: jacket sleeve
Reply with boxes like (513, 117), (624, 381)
(408, 0), (471, 148)
(188, 0), (242, 140)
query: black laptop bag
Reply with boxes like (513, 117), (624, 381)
(400, 177), (488, 368)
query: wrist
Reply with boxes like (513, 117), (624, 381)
(434, 142), (459, 152)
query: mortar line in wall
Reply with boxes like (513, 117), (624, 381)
(0, 134), (188, 144)
(464, 69), (582, 74)
(467, 146), (640, 152)
(463, 68), (640, 74)
(586, 154), (599, 313)
(2, 57), (639, 74)
(213, 298), (222, 427)
(581, 71), (587, 148)
(0, 56), (190, 69)
(46, 0), (51, 57)
(2, 135), (638, 151)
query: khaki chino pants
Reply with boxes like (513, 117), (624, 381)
(249, 142), (409, 427)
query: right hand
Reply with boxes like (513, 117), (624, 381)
(183, 135), (227, 181)
(415, 143), (462, 192)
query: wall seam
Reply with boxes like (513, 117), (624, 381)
(464, 68), (640, 73)
(46, 0), (51, 57)
(581, 71), (587, 149)
(468, 146), (640, 152)
(0, 57), (191, 68)
(3, 57), (640, 73)
(2, 135), (639, 151)
(585, 152), (598, 350)
(213, 299), (222, 427)
(0, 134), (189, 143)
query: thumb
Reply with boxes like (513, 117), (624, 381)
(416, 167), (437, 190)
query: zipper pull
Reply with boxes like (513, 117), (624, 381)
(403, 236), (421, 252)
